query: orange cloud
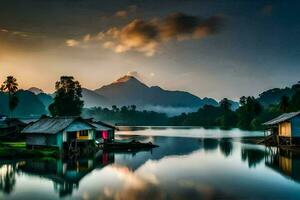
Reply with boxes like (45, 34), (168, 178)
(65, 12), (221, 56)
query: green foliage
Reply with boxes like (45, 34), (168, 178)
(0, 142), (59, 158)
(288, 82), (300, 112)
(279, 95), (289, 112)
(83, 105), (168, 126)
(169, 104), (238, 128)
(49, 76), (84, 116)
(257, 87), (294, 107)
(220, 98), (231, 111)
(236, 96), (262, 130)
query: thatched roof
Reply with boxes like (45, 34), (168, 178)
(22, 117), (93, 134)
(263, 111), (300, 126)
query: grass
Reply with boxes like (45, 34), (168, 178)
(0, 141), (60, 159)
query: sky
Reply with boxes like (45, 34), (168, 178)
(0, 0), (299, 100)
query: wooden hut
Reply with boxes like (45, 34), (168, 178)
(263, 111), (300, 145)
(22, 117), (96, 150)
(0, 118), (27, 139)
(22, 117), (116, 150)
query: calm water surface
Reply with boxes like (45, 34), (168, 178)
(1, 127), (300, 200)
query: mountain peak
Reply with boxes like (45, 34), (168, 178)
(28, 87), (44, 95)
(114, 75), (137, 83)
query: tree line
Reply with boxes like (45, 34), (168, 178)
(169, 82), (300, 130)
(83, 105), (168, 126)
(1, 75), (300, 130)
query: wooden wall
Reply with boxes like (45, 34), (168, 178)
(279, 122), (291, 137)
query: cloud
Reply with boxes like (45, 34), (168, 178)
(127, 71), (140, 78)
(0, 28), (29, 38)
(115, 10), (128, 18)
(126, 71), (146, 82)
(114, 5), (138, 18)
(65, 12), (221, 56)
(65, 39), (80, 47)
(0, 27), (49, 51)
(107, 19), (160, 56)
(160, 13), (220, 41)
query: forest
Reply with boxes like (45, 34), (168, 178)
(84, 82), (300, 130)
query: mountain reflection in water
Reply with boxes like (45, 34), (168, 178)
(1, 135), (300, 199)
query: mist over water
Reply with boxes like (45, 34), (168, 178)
(141, 105), (198, 116)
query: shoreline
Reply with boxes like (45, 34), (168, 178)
(4, 135), (300, 159)
(239, 136), (300, 153)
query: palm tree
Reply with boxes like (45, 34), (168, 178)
(1, 76), (19, 118)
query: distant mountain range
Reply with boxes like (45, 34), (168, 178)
(0, 90), (47, 117)
(0, 75), (243, 117)
(94, 75), (218, 109)
(1, 76), (298, 118)
(81, 88), (110, 108)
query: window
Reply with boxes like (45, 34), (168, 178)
(79, 130), (88, 136)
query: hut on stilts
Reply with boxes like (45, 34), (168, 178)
(263, 111), (300, 146)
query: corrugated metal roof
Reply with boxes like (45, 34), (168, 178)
(91, 122), (112, 131)
(18, 118), (40, 124)
(263, 111), (300, 126)
(84, 118), (116, 130)
(22, 117), (92, 134)
(94, 121), (116, 130)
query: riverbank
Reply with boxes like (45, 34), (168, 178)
(0, 142), (59, 159)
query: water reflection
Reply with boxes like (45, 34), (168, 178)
(219, 139), (233, 157)
(241, 147), (266, 168)
(266, 148), (300, 183)
(2, 136), (300, 199)
(200, 138), (219, 152)
(17, 152), (114, 197)
(0, 164), (16, 194)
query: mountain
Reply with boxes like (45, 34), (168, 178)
(0, 90), (47, 117)
(33, 89), (111, 109)
(257, 87), (295, 107)
(36, 93), (54, 109)
(81, 88), (110, 108)
(94, 75), (218, 109)
(28, 87), (44, 95)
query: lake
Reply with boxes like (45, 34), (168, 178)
(1, 127), (300, 200)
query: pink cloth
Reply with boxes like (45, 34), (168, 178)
(102, 131), (108, 140)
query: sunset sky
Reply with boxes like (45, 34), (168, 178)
(0, 0), (299, 100)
